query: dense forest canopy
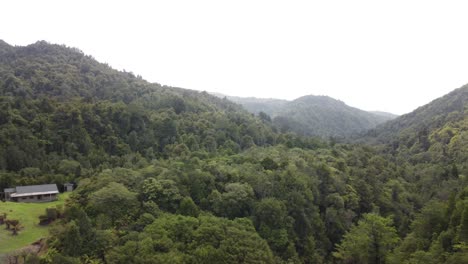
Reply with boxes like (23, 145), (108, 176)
(221, 93), (397, 138)
(0, 40), (467, 263)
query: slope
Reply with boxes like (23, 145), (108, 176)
(2, 40), (468, 263)
(0, 40), (279, 178)
(365, 85), (468, 164)
(224, 94), (396, 138)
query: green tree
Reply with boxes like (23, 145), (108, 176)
(459, 204), (468, 243)
(260, 157), (279, 170)
(177, 197), (200, 217)
(253, 198), (292, 258)
(334, 213), (399, 264)
(88, 182), (138, 224)
(61, 221), (82, 257)
(142, 178), (182, 212)
(218, 182), (254, 219)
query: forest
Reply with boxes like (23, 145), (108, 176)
(0, 40), (467, 263)
(221, 94), (396, 138)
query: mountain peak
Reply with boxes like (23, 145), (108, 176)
(292, 95), (346, 107)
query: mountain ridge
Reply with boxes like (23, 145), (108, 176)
(214, 93), (397, 138)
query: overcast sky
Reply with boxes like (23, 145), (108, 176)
(2, 1), (468, 114)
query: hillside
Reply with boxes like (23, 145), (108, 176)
(365, 85), (468, 164)
(0, 40), (291, 178)
(222, 94), (397, 138)
(1, 40), (467, 263)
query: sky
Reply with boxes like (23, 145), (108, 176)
(2, 1), (468, 114)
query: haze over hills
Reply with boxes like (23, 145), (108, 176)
(216, 93), (398, 138)
(1, 40), (468, 263)
(370, 111), (399, 119)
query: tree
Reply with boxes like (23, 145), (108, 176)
(65, 206), (95, 252)
(10, 220), (22, 236)
(177, 197), (200, 217)
(258, 112), (271, 123)
(57, 159), (81, 177)
(89, 182), (138, 224)
(334, 213), (399, 264)
(216, 182), (254, 219)
(61, 221), (82, 256)
(127, 130), (139, 151)
(39, 207), (59, 225)
(142, 178), (182, 212)
(241, 135), (255, 149)
(260, 157), (279, 170)
(411, 201), (447, 245)
(253, 198), (292, 258)
(138, 214), (275, 263)
(459, 204), (468, 243)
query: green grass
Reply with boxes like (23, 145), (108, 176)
(0, 192), (70, 256)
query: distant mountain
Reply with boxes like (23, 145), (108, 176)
(216, 93), (397, 138)
(210, 93), (289, 115)
(364, 85), (468, 164)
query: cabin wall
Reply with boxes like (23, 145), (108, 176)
(16, 194), (57, 203)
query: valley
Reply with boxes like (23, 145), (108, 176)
(0, 40), (467, 263)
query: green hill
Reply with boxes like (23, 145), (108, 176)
(1, 40), (467, 263)
(364, 85), (468, 164)
(0, 40), (282, 182)
(222, 94), (397, 138)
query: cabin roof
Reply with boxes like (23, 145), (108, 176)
(9, 184), (59, 198)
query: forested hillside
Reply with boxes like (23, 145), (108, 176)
(365, 85), (468, 164)
(0, 41), (467, 263)
(223, 94), (396, 138)
(0, 40), (296, 180)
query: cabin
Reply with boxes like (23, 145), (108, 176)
(4, 184), (59, 203)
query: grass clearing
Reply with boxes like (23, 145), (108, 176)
(0, 192), (70, 256)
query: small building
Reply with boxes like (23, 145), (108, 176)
(4, 184), (59, 203)
(64, 183), (74, 192)
(4, 188), (15, 200)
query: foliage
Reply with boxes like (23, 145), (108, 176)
(333, 213), (399, 264)
(226, 94), (396, 138)
(1, 40), (467, 263)
(88, 182), (138, 224)
(106, 213), (274, 263)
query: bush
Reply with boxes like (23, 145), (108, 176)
(46, 208), (58, 221)
(39, 207), (60, 225)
